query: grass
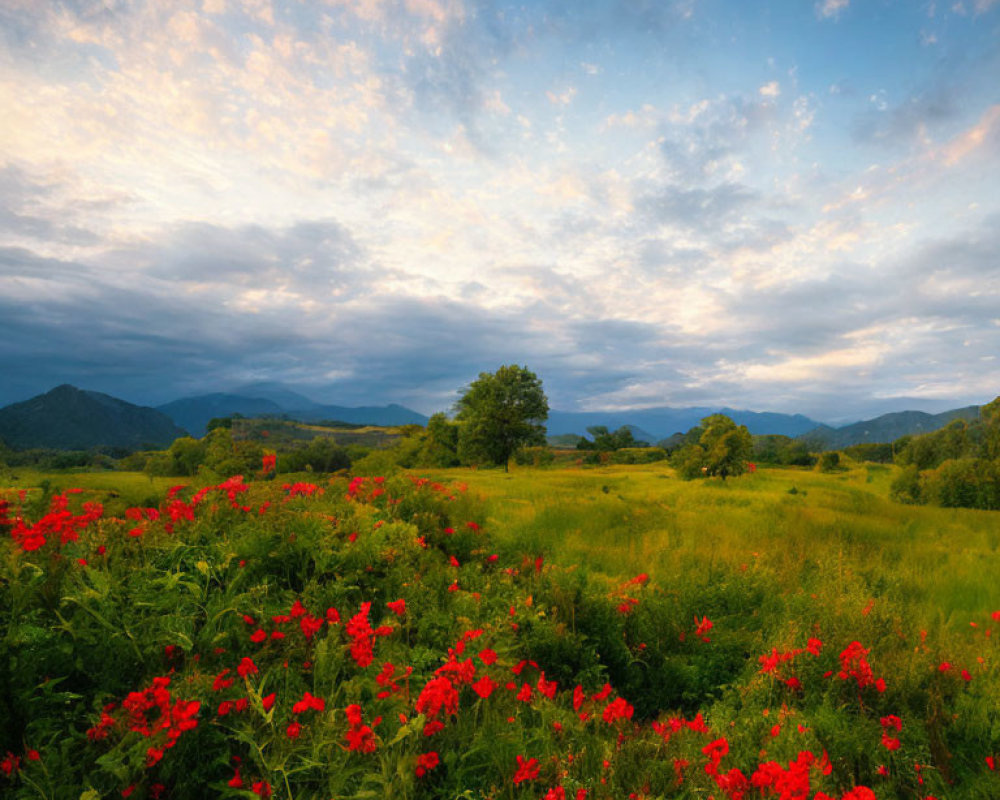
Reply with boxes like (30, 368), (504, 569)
(3, 460), (999, 799)
(414, 462), (1000, 630)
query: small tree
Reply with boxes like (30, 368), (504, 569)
(455, 365), (549, 471)
(698, 414), (753, 480)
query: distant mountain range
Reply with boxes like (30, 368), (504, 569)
(0, 382), (988, 453)
(157, 382), (430, 436)
(798, 406), (982, 451)
(0, 385), (186, 450)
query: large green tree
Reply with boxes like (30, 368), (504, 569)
(455, 365), (549, 471)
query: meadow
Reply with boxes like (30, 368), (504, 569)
(1, 461), (998, 799)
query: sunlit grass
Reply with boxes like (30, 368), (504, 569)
(415, 462), (1000, 631)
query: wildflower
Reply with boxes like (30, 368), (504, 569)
(472, 675), (496, 699)
(387, 598), (406, 616)
(237, 657), (258, 678)
(292, 692), (325, 714)
(602, 697), (634, 724)
(512, 755), (539, 784)
(415, 751), (440, 777)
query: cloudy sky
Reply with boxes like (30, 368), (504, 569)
(2, 0), (998, 422)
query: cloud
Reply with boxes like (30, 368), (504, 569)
(816, 0), (849, 19)
(638, 182), (759, 232)
(853, 85), (959, 146)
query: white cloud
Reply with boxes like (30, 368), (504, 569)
(816, 0), (849, 19)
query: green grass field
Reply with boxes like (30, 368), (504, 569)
(3, 461), (999, 799)
(416, 462), (1000, 628)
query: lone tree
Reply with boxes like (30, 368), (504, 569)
(455, 365), (549, 471)
(674, 413), (753, 480)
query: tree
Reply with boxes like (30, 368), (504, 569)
(578, 425), (642, 452)
(422, 413), (461, 467)
(698, 414), (753, 480)
(673, 415), (753, 480)
(455, 365), (549, 471)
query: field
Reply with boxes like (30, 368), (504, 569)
(1, 461), (999, 799)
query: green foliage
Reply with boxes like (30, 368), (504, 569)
(674, 414), (754, 481)
(672, 443), (707, 480)
(167, 437), (208, 476)
(577, 426), (646, 451)
(889, 464), (922, 504)
(921, 458), (1000, 510)
(889, 398), (1000, 510)
(512, 446), (555, 467)
(817, 450), (841, 472)
(3, 460), (1000, 799)
(843, 442), (895, 463)
(278, 437), (351, 474)
(753, 434), (816, 466)
(202, 427), (264, 477)
(422, 413), (461, 467)
(455, 365), (548, 471)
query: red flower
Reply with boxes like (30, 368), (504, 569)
(537, 673), (558, 699)
(261, 693), (276, 711)
(292, 692), (325, 714)
(415, 751), (440, 777)
(286, 721), (301, 739)
(472, 675), (496, 699)
(386, 598), (406, 616)
(237, 657), (258, 678)
(212, 669), (234, 691)
(512, 755), (540, 784)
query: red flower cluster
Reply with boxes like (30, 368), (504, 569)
(880, 715), (902, 751)
(415, 751), (439, 777)
(512, 755), (539, 784)
(9, 492), (103, 552)
(345, 602), (376, 667)
(344, 704), (378, 753)
(837, 641), (885, 692)
(87, 677), (199, 769)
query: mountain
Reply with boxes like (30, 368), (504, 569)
(799, 406), (981, 450)
(0, 385), (188, 450)
(157, 383), (429, 433)
(546, 407), (820, 440)
(229, 382), (325, 412)
(156, 393), (285, 437)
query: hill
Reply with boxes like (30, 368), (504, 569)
(799, 405), (981, 450)
(0, 385), (187, 450)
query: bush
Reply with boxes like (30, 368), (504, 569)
(817, 451), (841, 472)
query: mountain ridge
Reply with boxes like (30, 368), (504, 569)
(0, 385), (187, 450)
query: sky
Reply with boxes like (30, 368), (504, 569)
(1, 0), (998, 423)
